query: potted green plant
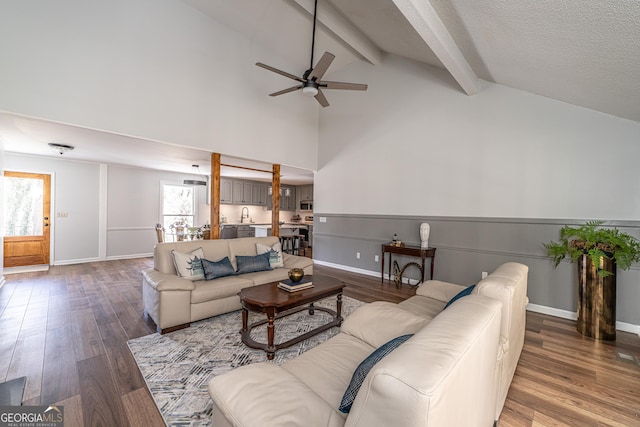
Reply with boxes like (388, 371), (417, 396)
(544, 220), (640, 340)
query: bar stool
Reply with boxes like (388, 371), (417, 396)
(281, 235), (305, 255)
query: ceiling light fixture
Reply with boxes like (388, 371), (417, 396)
(48, 142), (75, 155)
(184, 164), (207, 186)
(268, 186), (291, 197)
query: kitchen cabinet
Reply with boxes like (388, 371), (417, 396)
(220, 178), (233, 204)
(252, 183), (268, 206)
(266, 185), (295, 211)
(232, 181), (253, 204)
(237, 224), (255, 238)
(297, 185), (313, 202)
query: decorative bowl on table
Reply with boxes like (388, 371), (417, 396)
(288, 268), (305, 283)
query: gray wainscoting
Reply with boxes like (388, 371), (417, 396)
(312, 214), (640, 328)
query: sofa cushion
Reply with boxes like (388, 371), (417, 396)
(235, 253), (272, 274)
(444, 284), (476, 309)
(201, 257), (236, 280)
(171, 248), (205, 281)
(341, 301), (429, 348)
(256, 242), (285, 268)
(283, 253), (314, 271)
(339, 334), (413, 413)
(191, 275), (255, 304)
(397, 295), (446, 319)
(281, 332), (375, 415)
(209, 363), (345, 427)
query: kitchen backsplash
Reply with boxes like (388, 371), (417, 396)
(218, 205), (298, 224)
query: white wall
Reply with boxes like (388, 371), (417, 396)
(0, 0), (319, 171)
(105, 165), (208, 258)
(316, 55), (640, 220)
(4, 154), (211, 263)
(5, 153), (101, 263)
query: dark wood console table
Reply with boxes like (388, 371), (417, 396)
(381, 244), (436, 284)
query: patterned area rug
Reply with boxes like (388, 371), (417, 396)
(128, 296), (364, 426)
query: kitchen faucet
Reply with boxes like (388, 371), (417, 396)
(241, 207), (249, 223)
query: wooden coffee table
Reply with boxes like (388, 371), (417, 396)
(238, 276), (345, 360)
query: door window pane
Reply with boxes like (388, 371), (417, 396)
(3, 177), (44, 236)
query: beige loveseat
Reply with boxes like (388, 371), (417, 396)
(207, 262), (528, 426)
(142, 236), (313, 334)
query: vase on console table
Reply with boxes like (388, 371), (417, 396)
(420, 223), (430, 249)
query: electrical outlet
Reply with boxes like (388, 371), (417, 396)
(481, 271), (488, 279)
(57, 211), (69, 218)
(319, 217), (327, 223)
(374, 255), (379, 262)
(356, 252), (361, 259)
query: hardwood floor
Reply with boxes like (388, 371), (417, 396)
(1, 258), (639, 426)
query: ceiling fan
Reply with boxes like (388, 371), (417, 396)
(255, 0), (368, 107)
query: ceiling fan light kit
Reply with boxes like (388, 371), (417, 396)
(255, 0), (367, 107)
(302, 85), (319, 97)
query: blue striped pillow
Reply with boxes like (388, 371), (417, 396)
(235, 252), (272, 274)
(339, 334), (413, 413)
(444, 284), (476, 309)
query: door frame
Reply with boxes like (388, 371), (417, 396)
(3, 170), (55, 270)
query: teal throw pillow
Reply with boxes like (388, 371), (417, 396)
(235, 252), (272, 274)
(201, 257), (236, 280)
(339, 334), (413, 414)
(444, 284), (476, 309)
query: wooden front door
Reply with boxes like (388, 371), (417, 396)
(3, 171), (51, 267)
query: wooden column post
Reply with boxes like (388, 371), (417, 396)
(210, 153), (221, 239)
(272, 164), (280, 237)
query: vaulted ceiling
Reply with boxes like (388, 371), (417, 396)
(186, 0), (640, 122)
(3, 0), (639, 179)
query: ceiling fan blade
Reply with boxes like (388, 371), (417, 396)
(314, 89), (330, 107)
(321, 81), (368, 91)
(308, 52), (335, 81)
(256, 63), (304, 83)
(269, 86), (303, 97)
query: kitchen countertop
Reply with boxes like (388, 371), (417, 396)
(250, 224), (307, 229)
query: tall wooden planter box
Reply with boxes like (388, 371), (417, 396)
(577, 254), (616, 340)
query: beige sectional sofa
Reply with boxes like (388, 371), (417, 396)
(142, 236), (313, 333)
(207, 262), (528, 426)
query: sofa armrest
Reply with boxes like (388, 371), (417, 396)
(208, 363), (344, 427)
(142, 269), (196, 292)
(415, 280), (467, 303)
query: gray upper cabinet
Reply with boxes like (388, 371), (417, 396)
(252, 183), (268, 206)
(220, 178), (233, 204)
(297, 185), (313, 202)
(281, 185), (296, 211)
(265, 185), (295, 211)
(221, 180), (307, 209)
(232, 181), (253, 204)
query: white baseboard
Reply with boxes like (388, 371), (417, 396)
(4, 265), (50, 274)
(106, 253), (153, 261)
(52, 253), (153, 266)
(526, 303), (640, 336)
(313, 260), (420, 285)
(316, 260), (640, 337)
